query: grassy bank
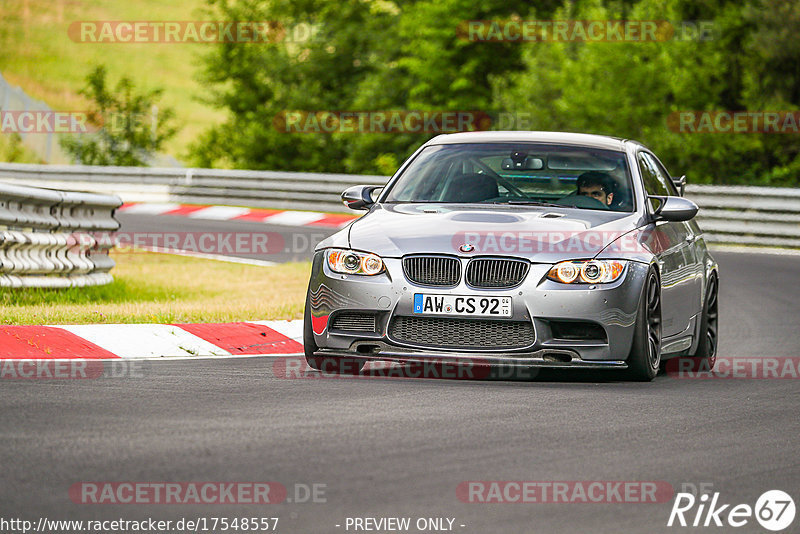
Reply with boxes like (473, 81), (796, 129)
(0, 0), (223, 159)
(0, 251), (310, 325)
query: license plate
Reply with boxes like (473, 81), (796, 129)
(413, 294), (512, 317)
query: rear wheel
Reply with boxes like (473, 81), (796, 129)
(691, 273), (718, 369)
(303, 304), (365, 374)
(625, 269), (662, 381)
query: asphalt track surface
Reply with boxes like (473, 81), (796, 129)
(1, 214), (799, 533)
(114, 212), (336, 264)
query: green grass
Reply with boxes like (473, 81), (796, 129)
(0, 133), (41, 163)
(0, 251), (311, 325)
(0, 0), (225, 161)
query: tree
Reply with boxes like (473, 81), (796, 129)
(494, 0), (799, 185)
(191, 0), (536, 174)
(192, 0), (799, 185)
(60, 66), (177, 166)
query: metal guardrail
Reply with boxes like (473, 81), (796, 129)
(0, 181), (122, 288)
(686, 185), (800, 248)
(0, 162), (797, 248)
(0, 162), (383, 213)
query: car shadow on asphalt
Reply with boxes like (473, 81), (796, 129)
(348, 361), (663, 384)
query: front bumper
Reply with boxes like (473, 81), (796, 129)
(307, 252), (648, 368)
(315, 345), (627, 369)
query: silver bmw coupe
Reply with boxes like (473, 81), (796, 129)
(303, 132), (719, 381)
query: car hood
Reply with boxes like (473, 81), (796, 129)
(347, 203), (644, 263)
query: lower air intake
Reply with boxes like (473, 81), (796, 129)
(389, 316), (534, 350)
(331, 312), (377, 333)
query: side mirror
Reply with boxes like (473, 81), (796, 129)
(651, 196), (698, 222)
(342, 185), (382, 210)
(672, 175), (686, 196)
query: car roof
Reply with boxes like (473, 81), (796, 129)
(426, 131), (630, 151)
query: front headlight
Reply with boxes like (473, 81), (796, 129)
(547, 260), (626, 284)
(326, 249), (384, 275)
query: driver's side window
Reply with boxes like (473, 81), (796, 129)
(638, 152), (672, 212)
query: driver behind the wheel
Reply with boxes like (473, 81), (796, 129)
(576, 171), (615, 207)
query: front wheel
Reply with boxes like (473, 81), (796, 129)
(691, 273), (719, 369)
(625, 269), (662, 381)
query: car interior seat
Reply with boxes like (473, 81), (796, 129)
(443, 173), (499, 203)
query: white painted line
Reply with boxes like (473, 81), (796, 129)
(709, 245), (800, 257)
(138, 246), (277, 267)
(34, 353), (303, 362)
(188, 206), (253, 220)
(13, 352), (302, 362)
(56, 324), (232, 359)
(121, 352), (303, 361)
(262, 211), (325, 226)
(119, 203), (181, 215)
(248, 320), (304, 344)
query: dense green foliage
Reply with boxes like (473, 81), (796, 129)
(60, 66), (177, 166)
(191, 0), (800, 185)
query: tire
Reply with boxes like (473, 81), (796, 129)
(303, 304), (365, 374)
(625, 268), (662, 381)
(691, 273), (718, 369)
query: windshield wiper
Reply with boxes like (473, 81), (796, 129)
(504, 199), (565, 207)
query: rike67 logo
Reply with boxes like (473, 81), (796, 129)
(668, 488), (795, 531)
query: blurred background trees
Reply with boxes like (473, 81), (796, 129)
(61, 66), (177, 166)
(185, 0), (800, 185)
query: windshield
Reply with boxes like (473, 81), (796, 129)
(382, 143), (634, 212)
